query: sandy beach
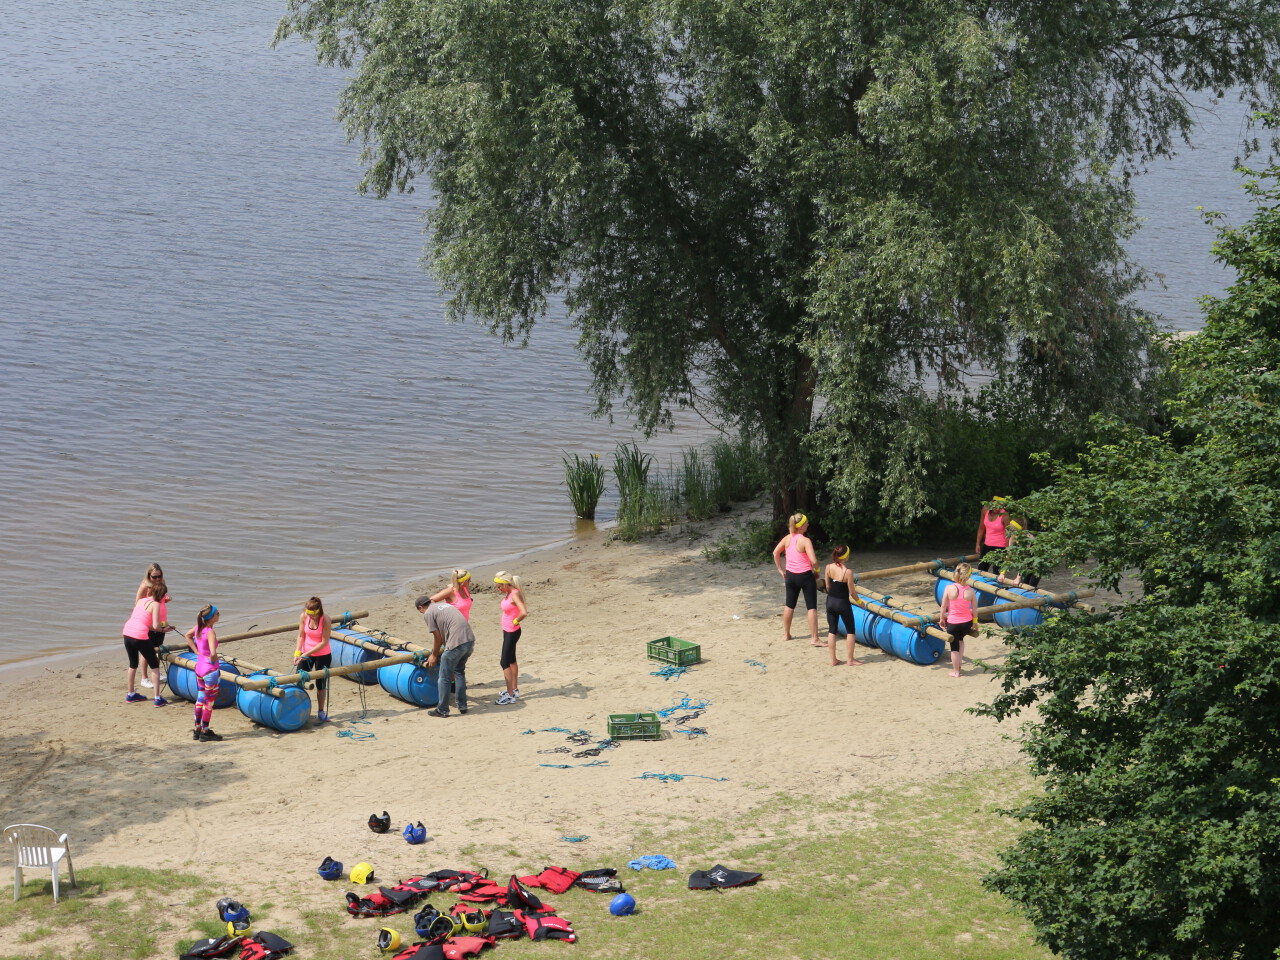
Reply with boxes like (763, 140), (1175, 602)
(0, 505), (1045, 954)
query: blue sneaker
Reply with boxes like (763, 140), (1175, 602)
(125, 692), (146, 703)
(153, 696), (168, 707)
(317, 710), (328, 724)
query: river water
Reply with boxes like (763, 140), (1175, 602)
(0, 1), (1259, 665)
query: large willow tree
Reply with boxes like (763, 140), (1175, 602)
(277, 0), (1279, 519)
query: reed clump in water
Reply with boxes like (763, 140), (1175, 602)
(562, 452), (606, 519)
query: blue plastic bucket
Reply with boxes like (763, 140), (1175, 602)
(378, 661), (440, 707)
(993, 585), (1046, 630)
(236, 672), (311, 732)
(330, 629), (384, 685)
(166, 652), (240, 709)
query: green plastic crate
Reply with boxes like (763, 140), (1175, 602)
(608, 712), (662, 740)
(647, 636), (702, 666)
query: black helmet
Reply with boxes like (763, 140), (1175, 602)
(368, 811), (391, 834)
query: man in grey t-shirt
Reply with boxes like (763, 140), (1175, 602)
(416, 596), (475, 717)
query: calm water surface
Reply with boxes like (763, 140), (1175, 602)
(0, 2), (1259, 665)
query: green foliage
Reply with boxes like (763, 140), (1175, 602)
(561, 451), (606, 518)
(703, 518), (779, 563)
(611, 441), (654, 515)
(976, 154), (1280, 960)
(276, 0), (1279, 521)
(707, 435), (769, 507)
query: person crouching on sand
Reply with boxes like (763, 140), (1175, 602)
(772, 512), (821, 645)
(134, 562), (169, 690)
(493, 571), (528, 705)
(123, 579), (171, 706)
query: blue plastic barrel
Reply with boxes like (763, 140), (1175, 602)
(994, 585), (1046, 630)
(378, 660), (440, 707)
(330, 629), (384, 685)
(858, 598), (943, 665)
(845, 604), (879, 648)
(933, 574), (998, 608)
(236, 672), (311, 732)
(166, 652), (240, 709)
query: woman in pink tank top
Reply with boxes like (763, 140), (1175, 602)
(122, 581), (171, 706)
(939, 562), (978, 678)
(133, 562), (171, 690)
(429, 569), (473, 620)
(974, 497), (1010, 573)
(771, 512), (820, 645)
(185, 604), (224, 741)
(296, 596), (333, 724)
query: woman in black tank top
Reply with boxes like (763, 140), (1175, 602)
(822, 546), (866, 667)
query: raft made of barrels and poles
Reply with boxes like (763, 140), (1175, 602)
(158, 610), (452, 733)
(833, 555), (1092, 665)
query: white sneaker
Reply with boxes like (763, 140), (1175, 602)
(140, 678), (154, 689)
(512, 688), (520, 699)
(495, 692), (515, 705)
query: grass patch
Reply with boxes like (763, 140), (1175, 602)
(563, 452), (607, 519)
(0, 769), (1045, 960)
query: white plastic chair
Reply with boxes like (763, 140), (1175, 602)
(5, 824), (77, 903)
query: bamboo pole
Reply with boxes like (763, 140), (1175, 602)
(331, 627), (424, 655)
(935, 568), (1092, 608)
(854, 595), (954, 644)
(217, 611), (370, 645)
(853, 585), (1093, 625)
(851, 555), (979, 583)
(237, 648), (430, 692)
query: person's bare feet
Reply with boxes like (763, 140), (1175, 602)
(810, 639), (826, 647)
(949, 671), (962, 678)
(830, 659), (844, 667)
(849, 658), (867, 666)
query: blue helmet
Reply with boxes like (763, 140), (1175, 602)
(609, 892), (637, 916)
(318, 856), (343, 881)
(403, 821), (427, 844)
(217, 898), (251, 924)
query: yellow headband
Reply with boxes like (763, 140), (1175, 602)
(795, 513), (808, 528)
(837, 546), (850, 561)
(493, 575), (512, 585)
(456, 570), (471, 584)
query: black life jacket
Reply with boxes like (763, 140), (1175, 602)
(688, 864), (764, 889)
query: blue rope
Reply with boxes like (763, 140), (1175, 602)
(339, 610), (355, 627)
(337, 729), (376, 741)
(743, 659), (767, 672)
(538, 760), (609, 769)
(296, 669), (311, 687)
(634, 771), (729, 783)
(650, 664), (687, 680)
(560, 836), (590, 843)
(654, 696), (711, 718)
(678, 727), (709, 737)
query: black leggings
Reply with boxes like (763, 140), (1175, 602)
(826, 598), (854, 636)
(500, 629), (521, 669)
(784, 571), (817, 610)
(945, 621), (971, 652)
(123, 635), (160, 670)
(298, 653), (333, 690)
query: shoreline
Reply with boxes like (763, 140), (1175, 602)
(0, 521), (615, 678)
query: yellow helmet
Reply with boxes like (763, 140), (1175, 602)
(350, 862), (375, 885)
(377, 928), (401, 952)
(226, 919), (252, 939)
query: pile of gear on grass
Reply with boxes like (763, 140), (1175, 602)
(180, 898), (295, 960)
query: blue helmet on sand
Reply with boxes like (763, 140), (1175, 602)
(403, 821), (427, 844)
(318, 856), (343, 881)
(609, 892), (637, 916)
